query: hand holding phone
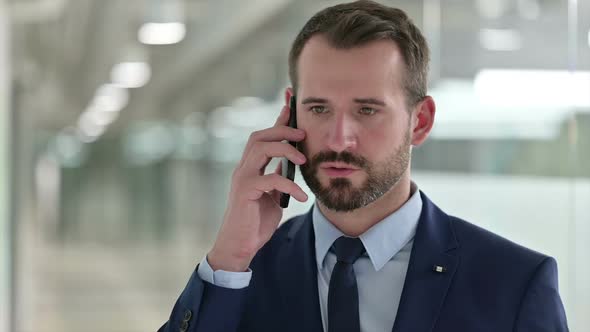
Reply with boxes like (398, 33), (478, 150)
(207, 96), (307, 272)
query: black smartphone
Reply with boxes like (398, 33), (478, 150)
(280, 96), (298, 208)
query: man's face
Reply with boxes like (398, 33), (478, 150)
(296, 35), (414, 212)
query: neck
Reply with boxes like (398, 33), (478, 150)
(317, 173), (412, 237)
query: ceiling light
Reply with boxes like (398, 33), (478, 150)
(138, 22), (186, 45)
(91, 84), (129, 113)
(110, 62), (151, 88)
(81, 107), (120, 127)
(77, 113), (106, 141)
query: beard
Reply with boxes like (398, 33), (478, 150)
(299, 131), (411, 212)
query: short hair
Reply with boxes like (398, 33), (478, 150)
(288, 0), (430, 107)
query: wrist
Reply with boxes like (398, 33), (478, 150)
(207, 248), (251, 272)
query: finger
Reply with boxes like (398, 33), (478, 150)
(270, 160), (282, 204)
(240, 126), (304, 167)
(247, 142), (306, 172)
(247, 174), (308, 202)
(274, 105), (290, 126)
(248, 126), (305, 145)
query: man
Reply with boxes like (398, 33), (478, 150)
(158, 1), (568, 331)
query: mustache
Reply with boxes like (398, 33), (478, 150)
(308, 151), (368, 169)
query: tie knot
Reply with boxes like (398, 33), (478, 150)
(331, 236), (365, 264)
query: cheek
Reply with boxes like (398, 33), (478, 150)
(298, 120), (321, 151)
(360, 119), (390, 141)
(360, 124), (404, 158)
(299, 134), (320, 157)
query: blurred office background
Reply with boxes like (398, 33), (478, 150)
(0, 0), (589, 331)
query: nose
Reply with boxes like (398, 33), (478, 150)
(326, 112), (357, 153)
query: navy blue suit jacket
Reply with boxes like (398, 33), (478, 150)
(158, 192), (568, 332)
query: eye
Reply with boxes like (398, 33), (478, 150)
(310, 105), (328, 114)
(359, 107), (377, 115)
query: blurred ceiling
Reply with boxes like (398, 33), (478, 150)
(7, 0), (590, 136)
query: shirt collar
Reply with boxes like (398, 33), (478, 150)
(312, 182), (422, 272)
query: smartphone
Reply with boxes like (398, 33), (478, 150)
(280, 96), (298, 208)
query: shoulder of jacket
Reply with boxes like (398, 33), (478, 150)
(449, 215), (549, 265)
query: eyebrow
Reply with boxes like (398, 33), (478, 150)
(353, 98), (386, 107)
(301, 97), (328, 104)
(301, 96), (386, 107)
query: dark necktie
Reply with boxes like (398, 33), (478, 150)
(328, 236), (366, 332)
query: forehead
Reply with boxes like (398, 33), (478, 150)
(297, 35), (406, 98)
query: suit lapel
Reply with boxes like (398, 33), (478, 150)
(275, 192), (459, 332)
(277, 209), (324, 332)
(392, 192), (460, 332)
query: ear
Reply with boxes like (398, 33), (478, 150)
(411, 96), (435, 147)
(285, 87), (295, 106)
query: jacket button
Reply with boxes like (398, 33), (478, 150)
(183, 309), (192, 321)
(179, 320), (189, 332)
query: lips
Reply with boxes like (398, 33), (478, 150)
(320, 163), (359, 177)
(319, 162), (360, 170)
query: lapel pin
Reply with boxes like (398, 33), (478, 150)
(433, 265), (447, 273)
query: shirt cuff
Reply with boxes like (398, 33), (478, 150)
(197, 255), (252, 289)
